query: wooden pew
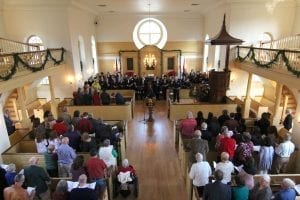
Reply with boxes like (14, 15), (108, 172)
(67, 103), (133, 121)
(169, 101), (237, 121)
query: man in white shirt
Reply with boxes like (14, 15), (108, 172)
(189, 153), (212, 197)
(274, 134), (295, 173)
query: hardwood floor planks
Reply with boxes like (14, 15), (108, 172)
(123, 100), (187, 200)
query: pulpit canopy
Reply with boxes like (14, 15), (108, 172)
(206, 14), (243, 45)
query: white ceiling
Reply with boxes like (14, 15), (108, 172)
(73, 0), (225, 15)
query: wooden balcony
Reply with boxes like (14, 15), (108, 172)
(0, 48), (66, 92)
(232, 46), (300, 88)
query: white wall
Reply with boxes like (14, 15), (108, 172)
(229, 1), (296, 43)
(0, 0), (5, 37)
(67, 4), (97, 83)
(97, 14), (204, 42)
(292, 1), (300, 34)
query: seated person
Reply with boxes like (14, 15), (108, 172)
(115, 92), (125, 105)
(273, 178), (296, 200)
(115, 159), (138, 198)
(69, 174), (97, 200)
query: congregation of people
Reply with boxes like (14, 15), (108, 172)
(0, 106), (137, 200)
(181, 107), (298, 200)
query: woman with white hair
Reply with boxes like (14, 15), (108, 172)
(273, 178), (296, 200)
(180, 111), (197, 139)
(215, 152), (234, 184)
(118, 159), (136, 176)
(249, 174), (272, 200)
(5, 163), (17, 186)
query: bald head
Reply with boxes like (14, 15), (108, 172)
(61, 137), (69, 144)
(28, 156), (39, 165)
(78, 174), (87, 185)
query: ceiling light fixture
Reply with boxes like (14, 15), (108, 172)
(191, 3), (200, 6)
(97, 4), (107, 7)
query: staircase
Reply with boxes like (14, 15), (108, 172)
(281, 86), (297, 116)
(4, 89), (19, 122)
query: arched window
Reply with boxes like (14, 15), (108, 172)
(78, 36), (86, 73)
(133, 18), (167, 49)
(202, 34), (210, 72)
(257, 32), (273, 48)
(91, 36), (98, 74)
(27, 35), (45, 51)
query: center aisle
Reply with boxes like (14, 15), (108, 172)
(125, 100), (187, 200)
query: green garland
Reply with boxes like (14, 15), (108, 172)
(237, 46), (300, 77)
(0, 48), (65, 81)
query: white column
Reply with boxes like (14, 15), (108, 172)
(48, 76), (58, 118)
(272, 83), (283, 126)
(243, 73), (252, 118)
(17, 87), (31, 128)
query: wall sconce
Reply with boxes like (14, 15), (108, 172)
(76, 74), (83, 82)
(66, 75), (74, 85)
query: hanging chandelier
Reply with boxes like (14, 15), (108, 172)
(144, 54), (157, 69)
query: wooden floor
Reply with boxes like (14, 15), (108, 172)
(124, 100), (187, 200)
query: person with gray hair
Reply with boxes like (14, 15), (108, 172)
(99, 139), (117, 168)
(274, 133), (295, 174)
(203, 170), (231, 200)
(189, 130), (209, 164)
(4, 174), (34, 200)
(249, 174), (272, 200)
(52, 180), (69, 199)
(24, 157), (50, 199)
(273, 178), (296, 200)
(5, 163), (17, 186)
(200, 122), (212, 141)
(215, 152), (234, 184)
(180, 111), (197, 139)
(57, 137), (76, 177)
(189, 153), (212, 197)
(218, 127), (236, 160)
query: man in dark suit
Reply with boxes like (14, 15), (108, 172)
(203, 170), (231, 200)
(283, 109), (293, 131)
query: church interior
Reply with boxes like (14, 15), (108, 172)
(1, 0), (300, 199)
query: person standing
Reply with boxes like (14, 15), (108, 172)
(4, 109), (15, 135)
(189, 153), (212, 198)
(85, 148), (108, 200)
(188, 130), (209, 163)
(57, 137), (76, 177)
(273, 134), (295, 174)
(283, 109), (293, 131)
(203, 170), (231, 200)
(172, 77), (181, 103)
(24, 157), (50, 199)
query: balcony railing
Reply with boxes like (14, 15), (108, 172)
(0, 48), (65, 81)
(236, 46), (300, 77)
(0, 37), (40, 54)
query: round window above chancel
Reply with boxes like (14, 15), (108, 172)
(133, 18), (167, 49)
